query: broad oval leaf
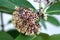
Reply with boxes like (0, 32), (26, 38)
(9, 0), (35, 10)
(0, 7), (13, 14)
(34, 33), (49, 40)
(7, 30), (20, 38)
(0, 0), (15, 11)
(47, 15), (60, 26)
(15, 33), (36, 40)
(0, 31), (14, 40)
(0, 9), (12, 14)
(48, 34), (60, 40)
(46, 2), (60, 15)
(39, 33), (49, 40)
(33, 36), (43, 40)
(0, 0), (36, 14)
(40, 19), (47, 29)
(33, 33), (49, 40)
(37, 17), (47, 29)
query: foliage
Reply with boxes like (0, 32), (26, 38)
(48, 34), (60, 40)
(0, 31), (14, 40)
(7, 30), (20, 38)
(46, 2), (60, 15)
(15, 33), (36, 40)
(47, 15), (60, 26)
(0, 0), (35, 14)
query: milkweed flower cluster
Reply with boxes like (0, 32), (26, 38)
(12, 7), (41, 35)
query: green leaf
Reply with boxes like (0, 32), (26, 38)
(39, 33), (49, 40)
(7, 30), (20, 38)
(48, 34), (60, 40)
(0, 0), (36, 13)
(0, 32), (14, 40)
(9, 0), (35, 10)
(0, 0), (15, 10)
(0, 9), (12, 13)
(33, 33), (49, 40)
(0, 7), (13, 14)
(40, 19), (47, 29)
(33, 35), (44, 40)
(15, 33), (36, 40)
(47, 15), (60, 26)
(37, 17), (47, 29)
(46, 2), (60, 15)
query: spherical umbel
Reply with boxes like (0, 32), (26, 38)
(12, 7), (41, 35)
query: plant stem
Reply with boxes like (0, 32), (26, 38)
(0, 12), (4, 32)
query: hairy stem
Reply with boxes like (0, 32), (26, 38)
(0, 12), (4, 32)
